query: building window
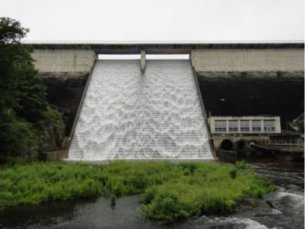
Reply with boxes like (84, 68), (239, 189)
(240, 120), (250, 132)
(215, 120), (227, 133)
(228, 120), (238, 133)
(264, 120), (275, 132)
(252, 120), (261, 132)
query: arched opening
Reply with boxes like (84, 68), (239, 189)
(220, 139), (234, 151)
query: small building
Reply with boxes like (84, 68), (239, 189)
(208, 116), (281, 135)
(207, 116), (303, 161)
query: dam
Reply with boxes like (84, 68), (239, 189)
(28, 43), (304, 161)
(68, 59), (213, 161)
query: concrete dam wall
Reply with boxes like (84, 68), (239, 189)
(32, 49), (96, 73)
(31, 49), (96, 134)
(190, 48), (304, 127)
(29, 43), (304, 157)
(191, 48), (304, 72)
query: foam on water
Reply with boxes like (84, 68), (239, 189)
(203, 217), (268, 229)
(68, 60), (213, 161)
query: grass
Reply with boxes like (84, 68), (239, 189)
(0, 161), (276, 223)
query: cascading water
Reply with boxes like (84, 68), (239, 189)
(68, 60), (213, 161)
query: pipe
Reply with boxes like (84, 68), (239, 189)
(248, 142), (269, 151)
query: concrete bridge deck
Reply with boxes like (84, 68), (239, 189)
(28, 42), (304, 75)
(27, 42), (304, 54)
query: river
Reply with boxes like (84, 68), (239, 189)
(0, 161), (303, 229)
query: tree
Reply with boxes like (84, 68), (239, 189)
(0, 17), (64, 162)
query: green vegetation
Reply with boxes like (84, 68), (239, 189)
(0, 18), (276, 223)
(0, 161), (276, 223)
(0, 17), (64, 162)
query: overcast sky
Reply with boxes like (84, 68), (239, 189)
(0, 0), (304, 42)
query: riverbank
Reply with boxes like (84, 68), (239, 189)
(0, 161), (275, 223)
(0, 161), (302, 229)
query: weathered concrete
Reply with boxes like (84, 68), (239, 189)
(30, 44), (304, 76)
(32, 49), (96, 73)
(191, 47), (304, 132)
(197, 75), (304, 127)
(28, 43), (303, 141)
(212, 135), (270, 151)
(31, 49), (96, 135)
(191, 49), (304, 73)
(42, 73), (89, 135)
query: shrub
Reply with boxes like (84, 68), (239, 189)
(0, 161), (276, 223)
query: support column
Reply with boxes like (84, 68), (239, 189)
(140, 50), (146, 73)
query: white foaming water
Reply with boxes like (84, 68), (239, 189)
(68, 60), (213, 161)
(276, 191), (304, 209)
(205, 217), (268, 229)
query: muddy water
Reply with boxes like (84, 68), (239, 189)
(0, 162), (303, 229)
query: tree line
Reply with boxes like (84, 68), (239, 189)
(0, 17), (64, 163)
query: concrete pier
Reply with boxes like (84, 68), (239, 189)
(140, 50), (146, 73)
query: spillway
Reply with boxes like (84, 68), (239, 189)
(68, 60), (213, 161)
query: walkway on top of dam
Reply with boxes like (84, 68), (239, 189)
(25, 42), (304, 54)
